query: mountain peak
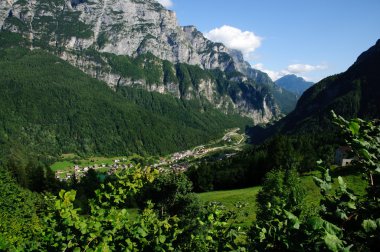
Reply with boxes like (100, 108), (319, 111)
(275, 74), (313, 96)
(354, 38), (380, 65)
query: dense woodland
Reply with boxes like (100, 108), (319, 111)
(187, 132), (338, 192)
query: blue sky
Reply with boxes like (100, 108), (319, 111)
(158, 0), (380, 82)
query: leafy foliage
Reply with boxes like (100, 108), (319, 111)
(0, 168), (44, 250)
(256, 168), (306, 222)
(249, 113), (380, 251)
(0, 166), (248, 251)
(249, 168), (307, 251)
(41, 167), (183, 251)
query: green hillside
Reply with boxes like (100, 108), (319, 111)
(0, 39), (251, 159)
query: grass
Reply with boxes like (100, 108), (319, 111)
(197, 171), (367, 227)
(300, 174), (322, 210)
(199, 187), (261, 226)
(51, 161), (75, 171)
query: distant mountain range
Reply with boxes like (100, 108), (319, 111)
(275, 75), (314, 97)
(251, 39), (380, 142)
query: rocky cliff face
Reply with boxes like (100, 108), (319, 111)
(0, 0), (292, 124)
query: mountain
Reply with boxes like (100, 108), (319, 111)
(0, 34), (251, 159)
(251, 39), (380, 142)
(275, 74), (314, 96)
(0, 0), (297, 124)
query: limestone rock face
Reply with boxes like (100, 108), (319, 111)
(0, 0), (294, 124)
(0, 0), (272, 74)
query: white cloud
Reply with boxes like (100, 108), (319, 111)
(286, 64), (327, 74)
(157, 0), (173, 8)
(253, 63), (327, 81)
(205, 25), (262, 59)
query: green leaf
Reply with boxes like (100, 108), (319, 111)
(159, 235), (166, 243)
(349, 121), (360, 135)
(362, 219), (377, 233)
(137, 227), (147, 237)
(375, 166), (380, 173)
(79, 222), (87, 233)
(284, 210), (300, 229)
(337, 177), (347, 192)
(308, 217), (324, 230)
(323, 221), (342, 236)
(324, 232), (344, 252)
(359, 148), (371, 160)
(347, 202), (356, 210)
(59, 190), (66, 199)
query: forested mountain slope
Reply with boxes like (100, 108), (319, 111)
(0, 35), (250, 158)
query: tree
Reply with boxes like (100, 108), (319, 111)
(250, 168), (306, 251)
(256, 168), (305, 222)
(138, 170), (199, 217)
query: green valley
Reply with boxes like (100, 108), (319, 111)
(0, 0), (379, 251)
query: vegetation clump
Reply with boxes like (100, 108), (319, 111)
(0, 114), (378, 251)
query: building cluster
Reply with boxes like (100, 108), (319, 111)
(171, 147), (208, 162)
(55, 136), (241, 182)
(55, 161), (134, 181)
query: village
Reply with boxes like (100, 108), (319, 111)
(56, 147), (213, 181)
(55, 159), (135, 181)
(55, 128), (246, 181)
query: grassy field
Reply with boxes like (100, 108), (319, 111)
(50, 155), (138, 171)
(51, 161), (76, 171)
(199, 187), (261, 226)
(118, 170), (367, 228)
(198, 171), (367, 226)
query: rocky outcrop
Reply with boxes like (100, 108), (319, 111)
(0, 0), (292, 124)
(0, 0), (273, 76)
